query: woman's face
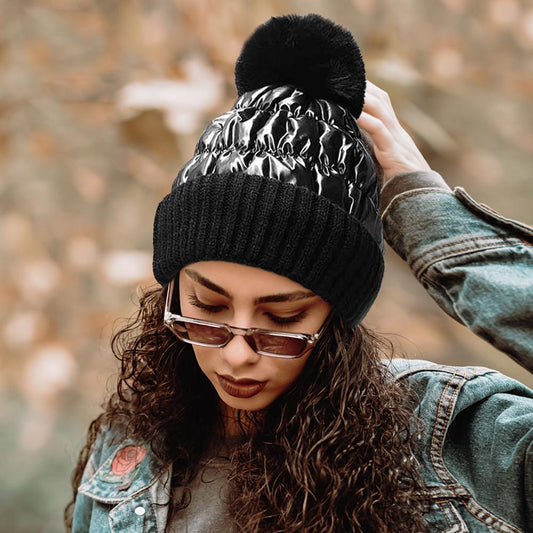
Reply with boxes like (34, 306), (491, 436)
(178, 261), (331, 413)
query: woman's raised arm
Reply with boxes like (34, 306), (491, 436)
(359, 82), (533, 372)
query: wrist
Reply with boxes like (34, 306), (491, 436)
(380, 170), (451, 215)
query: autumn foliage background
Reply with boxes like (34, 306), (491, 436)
(1, 1), (532, 531)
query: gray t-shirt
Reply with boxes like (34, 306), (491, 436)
(168, 437), (242, 532)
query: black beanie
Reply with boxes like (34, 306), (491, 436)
(153, 14), (384, 327)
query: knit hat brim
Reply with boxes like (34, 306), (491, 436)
(153, 173), (383, 326)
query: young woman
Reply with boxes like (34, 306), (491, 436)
(66, 14), (533, 533)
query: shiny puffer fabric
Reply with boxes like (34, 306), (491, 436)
(153, 84), (385, 325)
(174, 85), (383, 250)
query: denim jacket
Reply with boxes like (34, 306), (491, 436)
(72, 175), (533, 532)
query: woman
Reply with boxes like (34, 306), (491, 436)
(66, 14), (533, 533)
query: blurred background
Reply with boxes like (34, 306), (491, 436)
(1, 0), (532, 531)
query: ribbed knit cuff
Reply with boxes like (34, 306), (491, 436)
(153, 173), (384, 326)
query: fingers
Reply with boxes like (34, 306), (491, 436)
(358, 81), (431, 180)
(362, 82), (398, 126)
(357, 111), (395, 153)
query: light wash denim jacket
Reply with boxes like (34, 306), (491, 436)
(72, 173), (533, 533)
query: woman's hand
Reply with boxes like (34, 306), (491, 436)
(358, 81), (431, 185)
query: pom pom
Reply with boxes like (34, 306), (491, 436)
(235, 14), (366, 117)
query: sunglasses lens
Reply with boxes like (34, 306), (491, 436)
(166, 316), (312, 357)
(253, 332), (307, 356)
(171, 320), (230, 346)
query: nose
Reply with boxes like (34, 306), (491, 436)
(219, 332), (261, 369)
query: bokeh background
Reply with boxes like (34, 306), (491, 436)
(1, 0), (532, 531)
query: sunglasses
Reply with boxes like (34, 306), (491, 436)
(163, 279), (331, 358)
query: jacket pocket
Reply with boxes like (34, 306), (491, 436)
(108, 495), (156, 533)
(425, 497), (469, 533)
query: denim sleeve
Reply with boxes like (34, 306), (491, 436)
(445, 375), (533, 532)
(71, 427), (118, 533)
(381, 176), (533, 372)
(393, 360), (533, 532)
(71, 441), (102, 533)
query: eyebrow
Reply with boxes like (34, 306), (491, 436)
(255, 292), (316, 304)
(184, 269), (231, 298)
(184, 268), (316, 304)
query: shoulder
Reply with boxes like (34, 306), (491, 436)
(72, 425), (170, 533)
(78, 424), (162, 503)
(386, 358), (533, 408)
(386, 358), (533, 533)
(385, 358), (533, 462)
(82, 423), (129, 478)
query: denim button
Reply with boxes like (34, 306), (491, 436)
(134, 506), (145, 516)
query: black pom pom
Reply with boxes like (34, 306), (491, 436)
(235, 14), (366, 117)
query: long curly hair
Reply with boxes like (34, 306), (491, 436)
(65, 284), (429, 532)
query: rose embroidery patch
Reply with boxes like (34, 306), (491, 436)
(111, 445), (147, 476)
(99, 444), (148, 485)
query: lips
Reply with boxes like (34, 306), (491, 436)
(217, 374), (267, 399)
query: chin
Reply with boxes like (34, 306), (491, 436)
(218, 389), (274, 412)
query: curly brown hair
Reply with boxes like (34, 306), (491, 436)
(65, 284), (429, 532)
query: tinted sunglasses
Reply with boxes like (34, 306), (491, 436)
(163, 279), (331, 358)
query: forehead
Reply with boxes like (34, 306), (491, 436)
(179, 261), (312, 297)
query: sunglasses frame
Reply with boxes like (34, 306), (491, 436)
(163, 278), (331, 358)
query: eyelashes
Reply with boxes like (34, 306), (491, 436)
(265, 310), (307, 325)
(188, 294), (225, 313)
(186, 294), (307, 326)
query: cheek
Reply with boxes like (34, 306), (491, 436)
(266, 355), (310, 391)
(191, 345), (215, 375)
